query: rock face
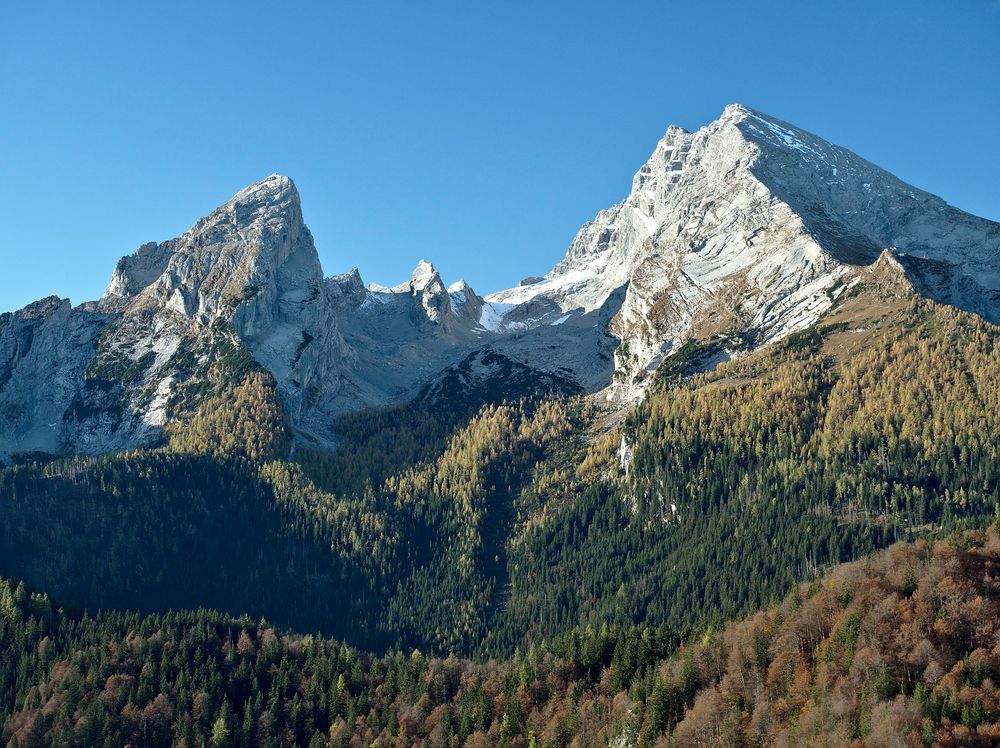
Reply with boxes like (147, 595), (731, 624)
(2, 105), (999, 459)
(95, 175), (353, 440)
(0, 297), (111, 460)
(0, 176), (500, 457)
(485, 104), (1000, 398)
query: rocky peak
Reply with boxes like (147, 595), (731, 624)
(409, 259), (440, 292)
(720, 102), (751, 119)
(192, 174), (304, 247)
(100, 173), (317, 328)
(487, 103), (1000, 400)
(7, 173), (343, 457)
(447, 279), (485, 323)
(229, 173), (299, 214)
(3, 107), (999, 462)
(10, 295), (71, 320)
(387, 260), (451, 324)
(328, 267), (366, 299)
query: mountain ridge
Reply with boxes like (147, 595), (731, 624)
(2, 104), (998, 461)
(486, 102), (1000, 399)
(3, 104), (1000, 746)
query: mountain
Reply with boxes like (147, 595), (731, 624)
(485, 103), (1000, 399)
(2, 105), (1000, 746)
(2, 105), (998, 461)
(2, 104), (1000, 747)
(0, 178), (491, 459)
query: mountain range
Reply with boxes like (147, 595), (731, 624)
(3, 103), (998, 462)
(3, 104), (1000, 745)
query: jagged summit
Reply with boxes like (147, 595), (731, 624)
(485, 103), (1000, 398)
(0, 171), (344, 459)
(408, 259), (438, 291)
(2, 106), (998, 461)
(234, 172), (297, 198)
(362, 260), (486, 332)
(102, 172), (313, 318)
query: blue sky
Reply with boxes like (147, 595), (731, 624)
(1, 1), (998, 313)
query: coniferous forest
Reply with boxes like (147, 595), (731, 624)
(2, 290), (1000, 744)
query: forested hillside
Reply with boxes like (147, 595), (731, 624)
(2, 287), (1000, 663)
(484, 291), (1000, 653)
(2, 527), (997, 746)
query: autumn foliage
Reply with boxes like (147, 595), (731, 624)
(662, 528), (1000, 747)
(2, 529), (998, 746)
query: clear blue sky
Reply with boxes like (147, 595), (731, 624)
(2, 1), (998, 313)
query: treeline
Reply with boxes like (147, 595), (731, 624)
(2, 295), (1000, 663)
(0, 387), (589, 655)
(514, 299), (1000, 636)
(3, 528), (998, 746)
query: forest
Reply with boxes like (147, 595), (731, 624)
(3, 293), (1000, 657)
(1, 287), (1000, 743)
(2, 526), (997, 745)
